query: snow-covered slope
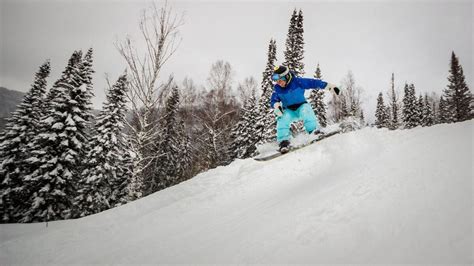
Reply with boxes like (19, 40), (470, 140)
(1, 121), (472, 264)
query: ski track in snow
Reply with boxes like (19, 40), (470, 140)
(0, 121), (472, 264)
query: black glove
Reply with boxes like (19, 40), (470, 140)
(327, 83), (341, 95)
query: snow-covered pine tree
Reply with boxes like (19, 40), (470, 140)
(443, 51), (472, 122)
(308, 63), (327, 128)
(422, 94), (434, 127)
(293, 10), (305, 75)
(255, 39), (277, 144)
(437, 96), (450, 124)
(154, 86), (192, 190)
(283, 9), (306, 134)
(416, 94), (424, 127)
(402, 83), (419, 129)
(175, 119), (193, 183)
(375, 92), (389, 128)
(314, 62), (322, 79)
(76, 74), (132, 217)
(73, 48), (95, 182)
(283, 9), (299, 73)
(0, 61), (51, 223)
(470, 96), (474, 120)
(230, 87), (259, 159)
(388, 73), (400, 130)
(385, 106), (391, 126)
(282, 9), (305, 75)
(22, 50), (94, 222)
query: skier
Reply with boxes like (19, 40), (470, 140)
(270, 65), (340, 153)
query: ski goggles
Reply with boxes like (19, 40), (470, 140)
(272, 74), (287, 82)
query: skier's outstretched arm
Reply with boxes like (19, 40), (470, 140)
(298, 77), (328, 90)
(298, 77), (340, 95)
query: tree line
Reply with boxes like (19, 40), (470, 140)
(375, 52), (472, 129)
(1, 5), (471, 223)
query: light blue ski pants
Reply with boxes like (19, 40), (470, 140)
(276, 103), (319, 142)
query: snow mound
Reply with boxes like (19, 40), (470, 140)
(1, 121), (472, 264)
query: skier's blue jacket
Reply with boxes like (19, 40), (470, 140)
(270, 74), (328, 109)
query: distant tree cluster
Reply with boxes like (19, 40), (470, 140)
(375, 52), (471, 129)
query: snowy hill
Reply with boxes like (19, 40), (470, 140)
(1, 121), (472, 264)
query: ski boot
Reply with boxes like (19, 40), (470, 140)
(279, 140), (291, 154)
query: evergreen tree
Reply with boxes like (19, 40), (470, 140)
(437, 96), (452, 124)
(402, 83), (419, 129)
(431, 95), (439, 124)
(154, 86), (192, 190)
(294, 10), (305, 75)
(388, 73), (400, 130)
(230, 87), (259, 159)
(385, 106), (391, 127)
(283, 9), (306, 134)
(22, 50), (94, 222)
(375, 92), (389, 128)
(422, 94), (434, 127)
(443, 51), (472, 122)
(0, 61), (51, 223)
(416, 94), (424, 127)
(255, 39), (277, 144)
(470, 97), (474, 119)
(76, 74), (132, 217)
(284, 9), (305, 75)
(314, 63), (322, 79)
(308, 63), (327, 127)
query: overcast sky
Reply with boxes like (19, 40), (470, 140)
(1, 0), (472, 121)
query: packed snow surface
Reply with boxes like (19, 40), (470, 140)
(1, 121), (472, 264)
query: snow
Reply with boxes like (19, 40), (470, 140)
(41, 116), (55, 125)
(1, 121), (472, 264)
(51, 122), (64, 130)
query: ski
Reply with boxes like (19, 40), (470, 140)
(254, 130), (340, 161)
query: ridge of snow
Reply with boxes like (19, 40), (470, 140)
(1, 121), (472, 264)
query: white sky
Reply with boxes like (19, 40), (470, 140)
(1, 0), (472, 122)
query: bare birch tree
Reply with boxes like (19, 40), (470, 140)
(193, 61), (239, 169)
(115, 1), (183, 199)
